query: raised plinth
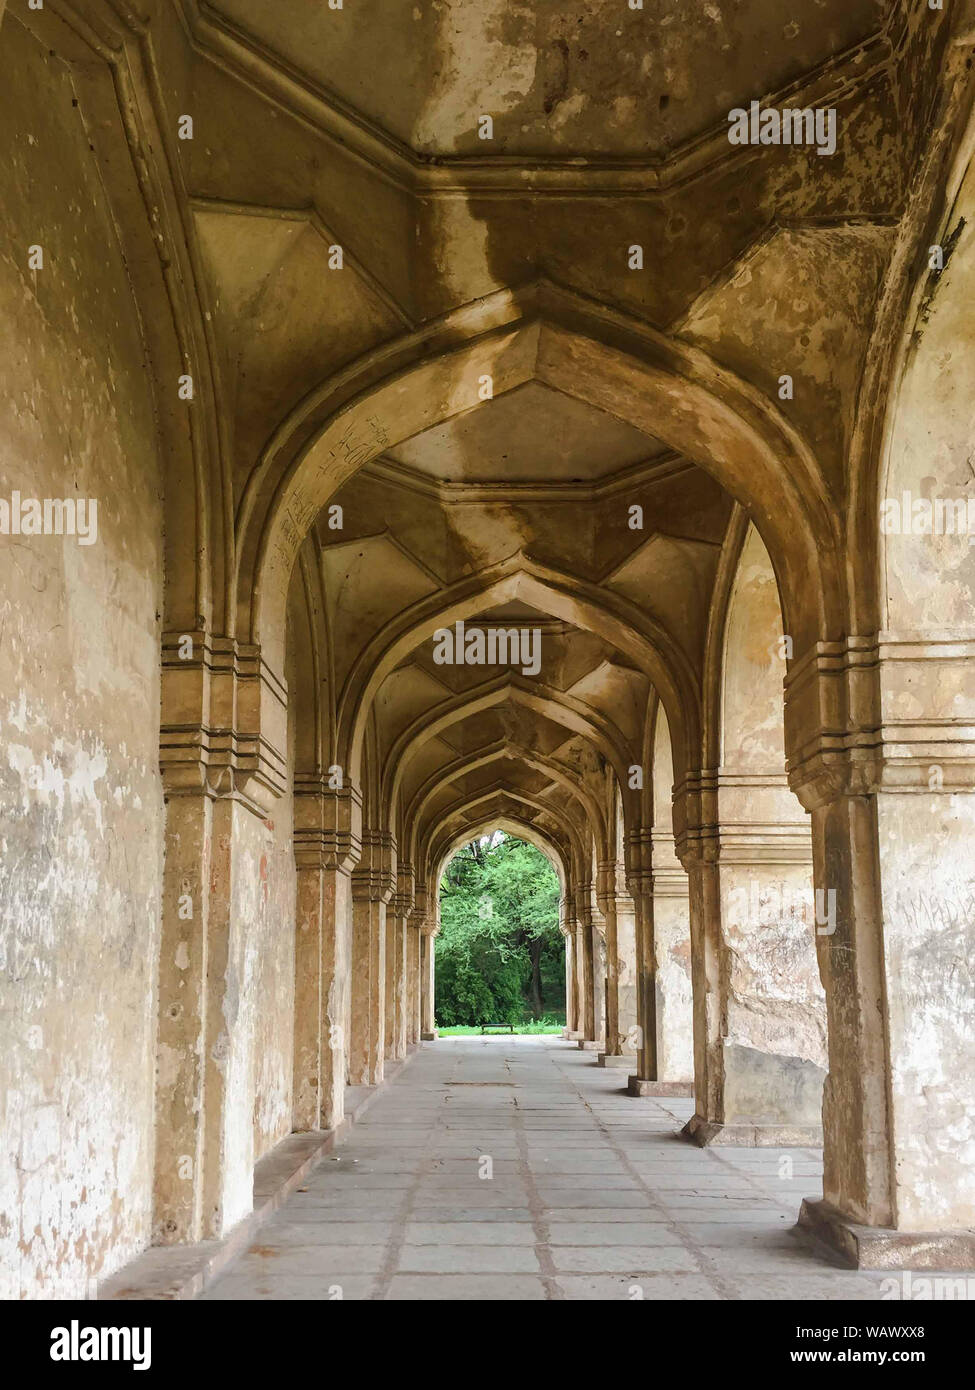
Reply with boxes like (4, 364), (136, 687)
(798, 1198), (975, 1271)
(421, 1030), (439, 1041)
(627, 1077), (694, 1097)
(682, 1112), (822, 1147)
(597, 1053), (634, 1069)
(578, 1039), (603, 1051)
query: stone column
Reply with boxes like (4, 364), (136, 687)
(406, 920), (422, 1047)
(785, 641), (975, 1266)
(385, 865), (413, 1061)
(647, 825), (694, 1089)
(153, 788), (218, 1244)
(155, 631), (287, 1244)
(591, 918), (607, 1052)
(420, 920), (438, 1040)
(292, 781), (360, 1132)
(349, 832), (394, 1086)
(624, 828), (664, 1096)
(572, 888), (596, 1046)
(597, 862), (639, 1068)
(673, 769), (826, 1144)
(595, 861), (620, 1058)
(561, 918), (575, 1038)
(562, 903), (582, 1040)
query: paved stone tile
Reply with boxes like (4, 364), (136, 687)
(546, 1222), (679, 1246)
(262, 1219), (395, 1244)
(407, 1222), (536, 1245)
(203, 1274), (377, 1300)
(197, 1037), (900, 1302)
(384, 1275), (548, 1300)
(682, 1223), (815, 1248)
(721, 1274), (889, 1300)
(231, 1244), (388, 1275)
(706, 1245), (846, 1275)
(533, 1173), (640, 1189)
(556, 1274), (720, 1300)
(410, 1207), (533, 1222)
(398, 1244), (541, 1273)
(550, 1245), (699, 1274)
(542, 1207), (670, 1223)
(535, 1190), (655, 1207)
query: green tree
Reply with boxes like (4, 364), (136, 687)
(434, 833), (564, 1026)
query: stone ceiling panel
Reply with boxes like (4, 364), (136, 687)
(209, 0), (890, 158)
(385, 381), (663, 484)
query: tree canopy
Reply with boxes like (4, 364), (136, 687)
(435, 832), (565, 1026)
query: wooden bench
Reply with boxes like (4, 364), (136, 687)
(479, 1022), (514, 1033)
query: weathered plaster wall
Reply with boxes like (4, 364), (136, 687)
(875, 794), (975, 1228)
(717, 525), (826, 1126)
(873, 156), (975, 1229)
(882, 162), (975, 633)
(215, 798), (297, 1232)
(0, 23), (164, 1297)
(251, 792), (296, 1161)
(651, 710), (694, 1083)
(722, 524), (789, 771)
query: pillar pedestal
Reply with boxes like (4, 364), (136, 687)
(628, 1077), (694, 1097)
(597, 1053), (634, 1069)
(798, 1199), (975, 1271)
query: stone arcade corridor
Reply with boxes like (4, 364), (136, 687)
(1, 0), (974, 1306)
(201, 1037), (894, 1303)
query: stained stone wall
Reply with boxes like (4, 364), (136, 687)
(0, 21), (165, 1298)
(0, 0), (972, 1298)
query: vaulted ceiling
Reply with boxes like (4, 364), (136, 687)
(173, 0), (939, 874)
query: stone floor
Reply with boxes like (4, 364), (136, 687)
(202, 1037), (899, 1301)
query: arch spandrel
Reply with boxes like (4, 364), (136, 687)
(403, 741), (609, 869)
(239, 292), (842, 706)
(383, 678), (641, 825)
(431, 819), (570, 911)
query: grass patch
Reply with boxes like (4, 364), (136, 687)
(436, 1023), (564, 1036)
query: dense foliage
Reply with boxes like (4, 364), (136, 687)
(434, 833), (565, 1027)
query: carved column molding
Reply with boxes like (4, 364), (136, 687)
(385, 863), (415, 1061)
(154, 631), (288, 1244)
(349, 830), (395, 1085)
(292, 782), (363, 1134)
(782, 639), (975, 1265)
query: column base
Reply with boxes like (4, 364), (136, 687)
(578, 1039), (603, 1051)
(421, 1030), (439, 1041)
(627, 1076), (694, 1097)
(597, 1053), (635, 1069)
(681, 1113), (823, 1147)
(798, 1198), (975, 1271)
(566, 1031), (583, 1041)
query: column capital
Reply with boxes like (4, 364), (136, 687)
(389, 863), (415, 920)
(574, 881), (598, 930)
(159, 630), (287, 814)
(673, 769), (811, 867)
(596, 859), (633, 913)
(293, 778), (363, 873)
(351, 829), (396, 902)
(784, 635), (975, 811)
